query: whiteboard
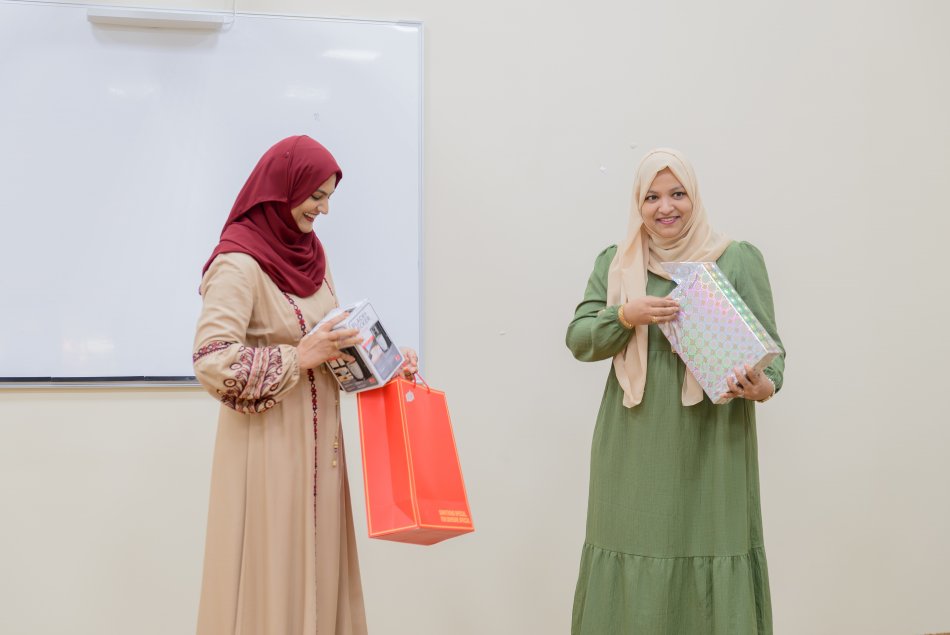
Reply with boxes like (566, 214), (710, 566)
(0, 1), (423, 384)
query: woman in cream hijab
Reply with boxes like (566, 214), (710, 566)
(566, 148), (785, 634)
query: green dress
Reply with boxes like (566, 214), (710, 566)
(567, 241), (785, 635)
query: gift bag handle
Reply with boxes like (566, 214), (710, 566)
(406, 371), (432, 393)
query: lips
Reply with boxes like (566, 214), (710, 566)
(657, 216), (679, 225)
(303, 212), (316, 222)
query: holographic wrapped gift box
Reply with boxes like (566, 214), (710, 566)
(658, 262), (782, 405)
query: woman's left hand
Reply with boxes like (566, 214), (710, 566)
(399, 347), (419, 379)
(721, 364), (774, 402)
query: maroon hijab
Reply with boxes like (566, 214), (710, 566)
(202, 135), (342, 297)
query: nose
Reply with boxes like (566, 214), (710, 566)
(658, 196), (675, 213)
(319, 200), (330, 214)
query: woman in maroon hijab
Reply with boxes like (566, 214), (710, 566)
(192, 135), (416, 635)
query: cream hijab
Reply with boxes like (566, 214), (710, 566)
(607, 148), (732, 407)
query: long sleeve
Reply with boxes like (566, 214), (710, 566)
(732, 241), (786, 394)
(566, 245), (636, 362)
(192, 254), (301, 413)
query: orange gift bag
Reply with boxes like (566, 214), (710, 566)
(355, 376), (474, 545)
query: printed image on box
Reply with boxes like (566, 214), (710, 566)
(659, 262), (782, 405)
(311, 300), (404, 393)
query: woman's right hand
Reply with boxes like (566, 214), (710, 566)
(297, 313), (364, 370)
(621, 296), (681, 326)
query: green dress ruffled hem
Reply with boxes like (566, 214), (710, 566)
(572, 543), (771, 634)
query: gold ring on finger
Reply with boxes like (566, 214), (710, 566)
(651, 315), (658, 324)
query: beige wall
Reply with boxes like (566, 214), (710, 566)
(2, 1), (949, 633)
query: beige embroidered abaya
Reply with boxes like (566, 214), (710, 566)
(193, 252), (367, 635)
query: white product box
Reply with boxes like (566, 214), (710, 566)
(311, 300), (404, 393)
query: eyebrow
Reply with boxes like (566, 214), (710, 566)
(645, 186), (686, 195)
(315, 187), (334, 196)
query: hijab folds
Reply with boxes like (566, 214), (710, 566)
(202, 135), (342, 297)
(606, 148), (732, 407)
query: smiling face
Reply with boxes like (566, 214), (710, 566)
(639, 168), (693, 240)
(290, 174), (337, 232)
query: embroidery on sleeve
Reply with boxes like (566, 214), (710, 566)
(192, 340), (234, 363)
(219, 345), (284, 414)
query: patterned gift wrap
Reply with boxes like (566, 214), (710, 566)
(658, 262), (782, 405)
